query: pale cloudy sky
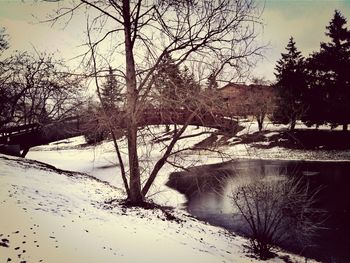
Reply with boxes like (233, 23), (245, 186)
(0, 0), (349, 82)
(0, 0), (86, 68)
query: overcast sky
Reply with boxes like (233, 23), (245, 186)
(0, 0), (349, 82)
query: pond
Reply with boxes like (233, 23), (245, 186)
(166, 159), (350, 262)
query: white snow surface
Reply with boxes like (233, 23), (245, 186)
(229, 120), (350, 161)
(2, 123), (338, 262)
(0, 154), (311, 263)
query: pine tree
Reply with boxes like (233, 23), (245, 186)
(153, 54), (202, 131)
(154, 53), (183, 108)
(154, 53), (201, 108)
(317, 10), (350, 131)
(301, 53), (329, 128)
(273, 37), (307, 130)
(181, 66), (201, 107)
(153, 53), (185, 131)
(101, 66), (122, 111)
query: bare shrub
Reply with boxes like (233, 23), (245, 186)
(230, 175), (325, 259)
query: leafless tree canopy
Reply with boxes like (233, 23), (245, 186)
(47, 0), (263, 204)
(0, 52), (84, 128)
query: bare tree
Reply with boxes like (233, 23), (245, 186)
(230, 175), (325, 259)
(0, 52), (83, 128)
(48, 0), (263, 204)
(248, 78), (274, 132)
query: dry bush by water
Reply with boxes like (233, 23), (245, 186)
(230, 174), (326, 259)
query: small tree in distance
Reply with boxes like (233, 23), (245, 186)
(249, 77), (274, 132)
(101, 66), (123, 111)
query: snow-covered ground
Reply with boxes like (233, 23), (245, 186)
(26, 122), (350, 194)
(0, 154), (310, 263)
(230, 119), (350, 161)
(2, 122), (340, 262)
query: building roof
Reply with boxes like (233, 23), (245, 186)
(218, 83), (274, 99)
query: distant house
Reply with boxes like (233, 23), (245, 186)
(218, 83), (275, 116)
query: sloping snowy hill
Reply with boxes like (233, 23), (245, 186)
(0, 154), (313, 263)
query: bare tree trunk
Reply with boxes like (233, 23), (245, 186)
(87, 26), (131, 199)
(257, 120), (263, 132)
(290, 119), (296, 131)
(343, 123), (348, 131)
(165, 124), (170, 132)
(142, 111), (197, 196)
(21, 147), (30, 158)
(123, 0), (143, 204)
(256, 113), (265, 132)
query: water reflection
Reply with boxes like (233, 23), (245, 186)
(167, 159), (350, 262)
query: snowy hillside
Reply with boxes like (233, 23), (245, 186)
(0, 154), (314, 263)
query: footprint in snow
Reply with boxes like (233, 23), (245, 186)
(0, 238), (10, 248)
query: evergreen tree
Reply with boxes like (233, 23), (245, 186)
(301, 54), (330, 128)
(153, 53), (186, 131)
(181, 66), (201, 108)
(315, 10), (350, 131)
(154, 53), (184, 109)
(273, 37), (307, 130)
(154, 53), (201, 108)
(101, 66), (122, 111)
(153, 54), (202, 131)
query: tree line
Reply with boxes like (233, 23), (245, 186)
(273, 10), (350, 131)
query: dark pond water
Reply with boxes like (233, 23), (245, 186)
(166, 159), (350, 263)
